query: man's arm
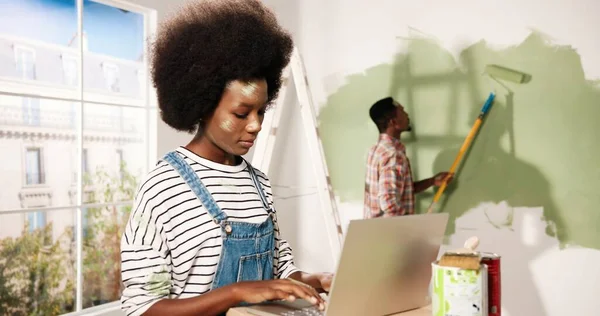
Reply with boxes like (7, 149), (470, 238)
(413, 178), (435, 193)
(413, 172), (454, 194)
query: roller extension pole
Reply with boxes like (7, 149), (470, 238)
(427, 92), (495, 214)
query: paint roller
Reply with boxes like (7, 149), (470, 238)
(426, 64), (529, 214)
(484, 64), (530, 84)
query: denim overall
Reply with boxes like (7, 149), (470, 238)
(163, 151), (276, 300)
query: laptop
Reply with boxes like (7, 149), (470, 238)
(238, 213), (449, 316)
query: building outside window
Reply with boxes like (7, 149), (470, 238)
(82, 148), (89, 175)
(14, 46), (36, 80)
(25, 147), (44, 185)
(27, 211), (47, 233)
(0, 0), (157, 313)
(24, 147), (47, 234)
(81, 148), (89, 238)
(102, 62), (120, 93)
(136, 68), (146, 98)
(62, 54), (79, 86)
(22, 97), (41, 126)
(116, 148), (124, 180)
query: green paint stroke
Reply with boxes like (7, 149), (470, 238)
(147, 266), (171, 296)
(318, 31), (600, 250)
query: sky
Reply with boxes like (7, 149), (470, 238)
(0, 0), (144, 61)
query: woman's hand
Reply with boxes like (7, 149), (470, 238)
(314, 273), (334, 293)
(287, 271), (335, 293)
(232, 279), (326, 311)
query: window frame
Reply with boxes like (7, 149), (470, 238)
(0, 0), (158, 313)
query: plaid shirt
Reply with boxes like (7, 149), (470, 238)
(364, 134), (415, 218)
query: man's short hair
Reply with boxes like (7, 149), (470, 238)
(369, 97), (397, 132)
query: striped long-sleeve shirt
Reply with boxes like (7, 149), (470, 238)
(120, 147), (299, 316)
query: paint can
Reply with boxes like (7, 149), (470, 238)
(431, 261), (488, 316)
(481, 252), (501, 316)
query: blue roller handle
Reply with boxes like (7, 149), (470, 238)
(480, 92), (496, 116)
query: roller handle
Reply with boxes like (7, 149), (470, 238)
(427, 93), (496, 213)
(430, 119), (482, 202)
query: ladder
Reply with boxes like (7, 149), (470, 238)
(251, 47), (344, 262)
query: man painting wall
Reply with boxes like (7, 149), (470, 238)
(364, 97), (453, 218)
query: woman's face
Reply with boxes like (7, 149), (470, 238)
(203, 78), (268, 156)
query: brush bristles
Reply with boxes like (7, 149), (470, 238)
(438, 253), (481, 270)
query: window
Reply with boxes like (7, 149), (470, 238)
(14, 46), (36, 80)
(73, 207), (90, 240)
(108, 104), (125, 131)
(27, 211), (47, 232)
(62, 54), (78, 86)
(73, 148), (90, 241)
(137, 68), (146, 97)
(0, 0), (156, 313)
(72, 148), (90, 183)
(102, 62), (120, 92)
(69, 102), (77, 128)
(22, 97), (41, 126)
(116, 149), (124, 179)
(82, 208), (90, 238)
(83, 148), (89, 175)
(25, 147), (44, 185)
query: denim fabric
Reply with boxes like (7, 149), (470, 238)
(163, 151), (276, 293)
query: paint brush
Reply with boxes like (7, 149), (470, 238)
(438, 236), (481, 270)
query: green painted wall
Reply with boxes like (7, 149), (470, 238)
(318, 32), (600, 250)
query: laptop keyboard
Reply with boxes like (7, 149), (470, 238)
(279, 306), (324, 316)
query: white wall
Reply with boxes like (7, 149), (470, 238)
(125, 1), (600, 316)
(268, 1), (600, 316)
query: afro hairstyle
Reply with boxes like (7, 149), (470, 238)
(150, 0), (294, 133)
(369, 97), (397, 132)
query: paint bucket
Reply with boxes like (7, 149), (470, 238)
(431, 261), (488, 316)
(480, 253), (501, 316)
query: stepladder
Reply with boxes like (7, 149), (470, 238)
(250, 47), (344, 263)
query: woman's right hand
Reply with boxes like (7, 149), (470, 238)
(232, 279), (326, 311)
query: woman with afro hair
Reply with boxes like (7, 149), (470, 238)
(120, 0), (331, 315)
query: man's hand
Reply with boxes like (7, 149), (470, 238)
(433, 172), (454, 186)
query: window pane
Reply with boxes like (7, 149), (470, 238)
(82, 204), (131, 308)
(0, 208), (76, 314)
(25, 148), (43, 184)
(82, 0), (147, 104)
(0, 94), (80, 211)
(83, 103), (145, 204)
(0, 0), (80, 95)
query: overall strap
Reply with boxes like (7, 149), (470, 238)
(241, 159), (279, 280)
(163, 151), (228, 224)
(243, 159), (272, 214)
